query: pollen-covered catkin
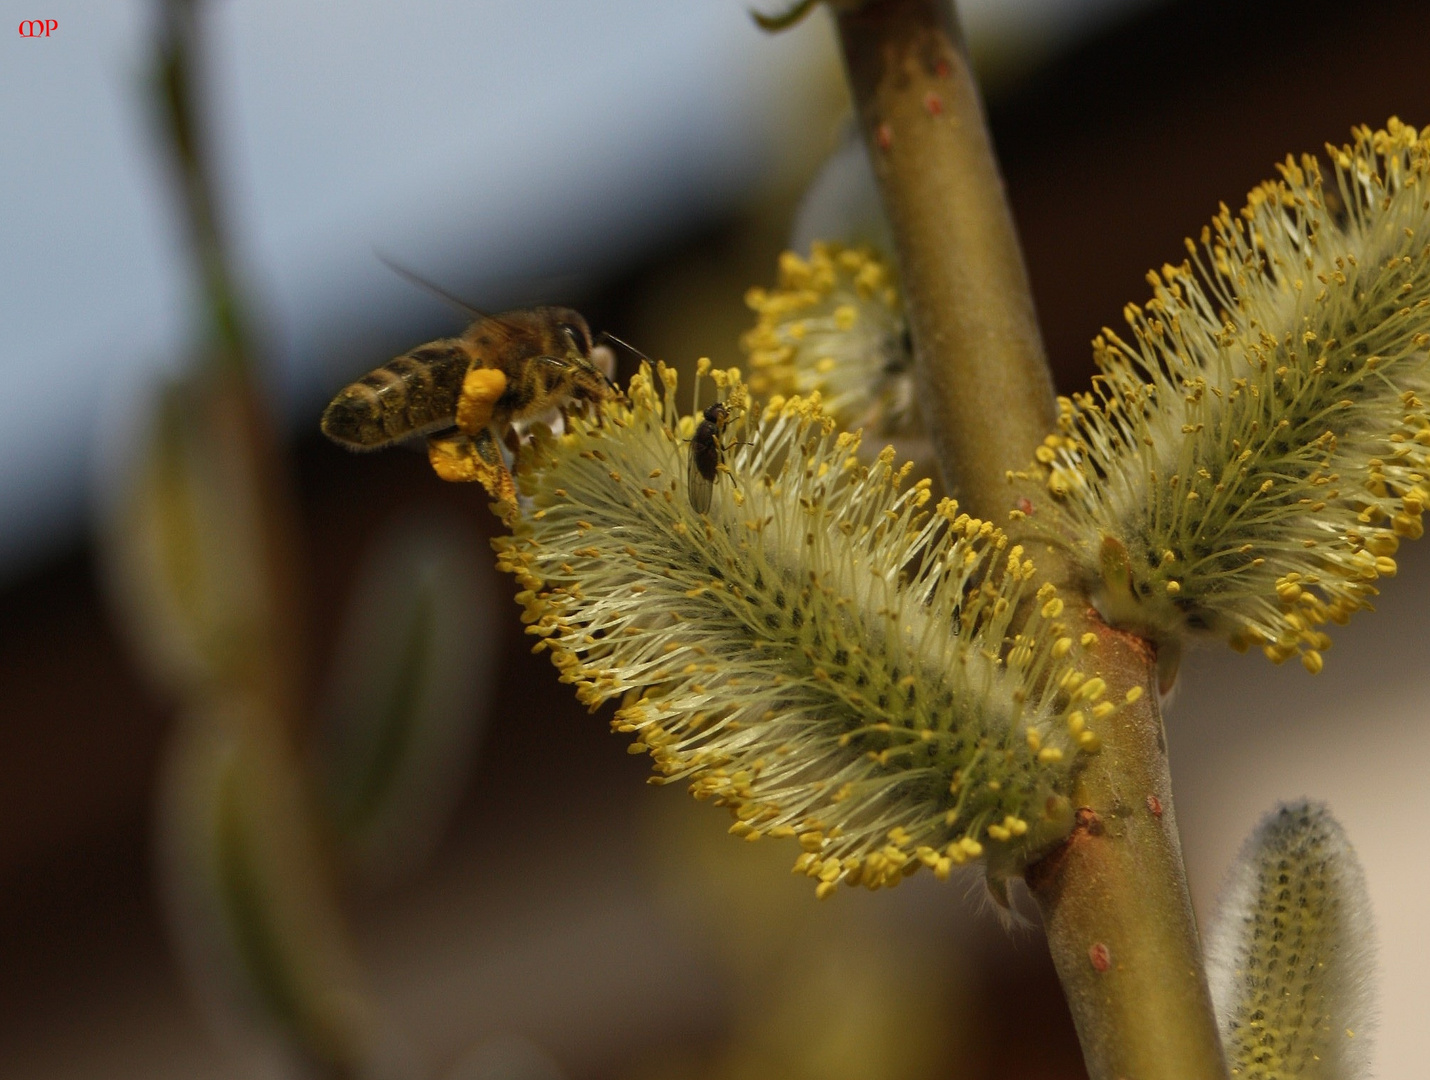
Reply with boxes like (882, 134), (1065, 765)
(1206, 801), (1375, 1079)
(743, 243), (914, 436)
(1029, 120), (1430, 669)
(492, 362), (1121, 894)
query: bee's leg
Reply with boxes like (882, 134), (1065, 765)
(427, 431), (483, 482)
(455, 367), (508, 435)
(471, 427), (517, 503)
(426, 427), (516, 503)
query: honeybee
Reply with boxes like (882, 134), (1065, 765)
(322, 305), (618, 500)
(687, 402), (746, 514)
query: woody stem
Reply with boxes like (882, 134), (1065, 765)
(835, 0), (1054, 517)
(831, 1), (1228, 1076)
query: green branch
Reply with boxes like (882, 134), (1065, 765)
(834, 0), (1053, 515)
(830, 2), (1228, 1076)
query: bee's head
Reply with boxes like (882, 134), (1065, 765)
(569, 362), (617, 405)
(549, 309), (622, 404)
(511, 308), (604, 404)
(704, 402), (731, 428)
(553, 311), (593, 362)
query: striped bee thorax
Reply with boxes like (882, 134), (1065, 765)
(321, 340), (471, 450)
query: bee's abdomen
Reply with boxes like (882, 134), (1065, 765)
(321, 343), (468, 449)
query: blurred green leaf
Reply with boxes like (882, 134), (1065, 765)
(319, 514), (498, 886)
(158, 697), (399, 1078)
(101, 367), (297, 697)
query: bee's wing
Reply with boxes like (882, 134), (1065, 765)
(687, 444), (713, 514)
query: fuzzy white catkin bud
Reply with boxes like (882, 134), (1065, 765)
(1206, 800), (1376, 1079)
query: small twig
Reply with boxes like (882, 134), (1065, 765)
(154, 0), (247, 363)
(751, 0), (820, 32)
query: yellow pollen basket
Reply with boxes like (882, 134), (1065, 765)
(456, 367), (508, 433)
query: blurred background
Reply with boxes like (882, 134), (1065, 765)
(2, 0), (1428, 1076)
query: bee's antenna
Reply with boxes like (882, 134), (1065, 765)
(593, 331), (648, 392)
(374, 251), (508, 325)
(596, 331), (651, 365)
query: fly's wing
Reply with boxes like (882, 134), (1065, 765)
(687, 443), (713, 514)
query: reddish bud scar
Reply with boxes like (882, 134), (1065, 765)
(1089, 942), (1112, 972)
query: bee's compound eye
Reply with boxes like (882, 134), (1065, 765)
(561, 323), (589, 355)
